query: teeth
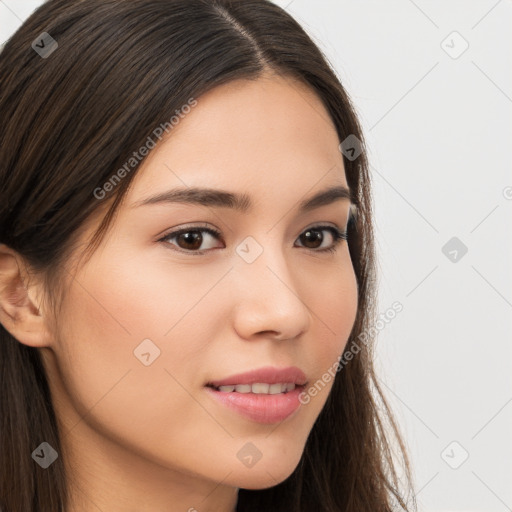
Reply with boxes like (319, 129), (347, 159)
(251, 383), (269, 394)
(269, 383), (283, 394)
(218, 385), (236, 392)
(234, 384), (252, 393)
(215, 383), (296, 394)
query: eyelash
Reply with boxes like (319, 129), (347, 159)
(158, 223), (348, 255)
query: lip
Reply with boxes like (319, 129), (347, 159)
(204, 385), (305, 424)
(206, 365), (307, 388)
(204, 365), (307, 424)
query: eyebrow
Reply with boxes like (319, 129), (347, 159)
(131, 184), (353, 213)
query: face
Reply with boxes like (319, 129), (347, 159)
(39, 73), (358, 497)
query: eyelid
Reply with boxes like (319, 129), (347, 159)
(157, 222), (218, 239)
(156, 202), (356, 240)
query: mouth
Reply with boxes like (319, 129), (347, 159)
(205, 382), (304, 394)
(204, 366), (308, 424)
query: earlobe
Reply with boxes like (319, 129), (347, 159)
(0, 244), (51, 348)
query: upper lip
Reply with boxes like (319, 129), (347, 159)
(207, 366), (307, 388)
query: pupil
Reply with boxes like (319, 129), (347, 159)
(179, 232), (202, 250)
(303, 230), (321, 248)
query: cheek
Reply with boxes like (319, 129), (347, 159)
(52, 253), (233, 457)
(298, 255), (358, 408)
(308, 251), (358, 347)
(56, 245), (215, 380)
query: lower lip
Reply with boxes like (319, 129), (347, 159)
(204, 385), (304, 424)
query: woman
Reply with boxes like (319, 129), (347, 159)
(0, 0), (416, 510)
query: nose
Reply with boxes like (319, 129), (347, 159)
(230, 243), (311, 341)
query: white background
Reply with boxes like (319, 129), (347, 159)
(1, 1), (511, 511)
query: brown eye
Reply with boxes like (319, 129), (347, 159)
(160, 226), (222, 253)
(296, 226), (347, 253)
(300, 229), (324, 249)
(176, 231), (203, 251)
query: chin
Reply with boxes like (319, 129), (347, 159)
(229, 453), (302, 490)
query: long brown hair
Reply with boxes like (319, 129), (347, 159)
(0, 1), (416, 510)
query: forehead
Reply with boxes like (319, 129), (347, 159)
(125, 73), (348, 206)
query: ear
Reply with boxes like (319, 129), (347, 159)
(0, 243), (52, 348)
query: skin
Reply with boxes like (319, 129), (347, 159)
(0, 72), (358, 512)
